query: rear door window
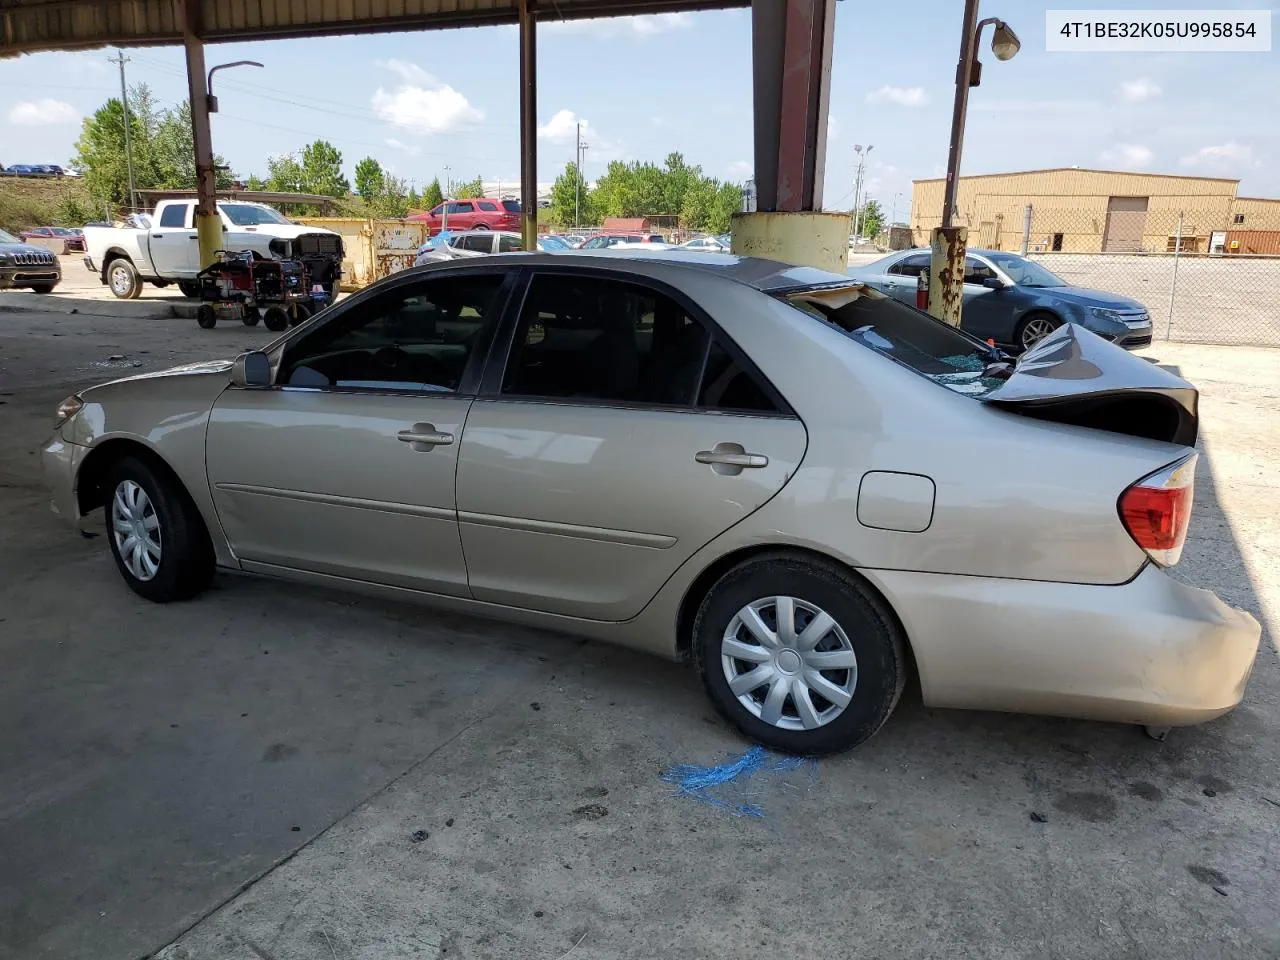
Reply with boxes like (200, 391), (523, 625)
(887, 253), (930, 277)
(158, 203), (191, 228)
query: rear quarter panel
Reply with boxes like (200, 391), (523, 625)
(666, 281), (1179, 586)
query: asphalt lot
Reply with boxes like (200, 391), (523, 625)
(1, 305), (1278, 960)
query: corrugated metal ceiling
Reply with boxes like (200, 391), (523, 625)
(1, 0), (744, 55)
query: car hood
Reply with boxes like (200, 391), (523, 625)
(83, 359), (234, 394)
(247, 224), (338, 239)
(1025, 285), (1147, 313)
(983, 323), (1197, 445)
(1, 241), (57, 257)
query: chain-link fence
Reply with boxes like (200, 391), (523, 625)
(1013, 204), (1280, 348)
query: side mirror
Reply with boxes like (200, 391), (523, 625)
(982, 276), (1006, 290)
(231, 351), (272, 388)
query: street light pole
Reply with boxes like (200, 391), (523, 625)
(928, 2), (1020, 325)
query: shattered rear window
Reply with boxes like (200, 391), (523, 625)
(782, 284), (1010, 398)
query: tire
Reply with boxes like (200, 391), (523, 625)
(471, 224), (490, 231)
(106, 258), (142, 300)
(1014, 311), (1061, 352)
(241, 307), (261, 327)
(30, 282), (57, 294)
(289, 302), (312, 327)
(177, 280), (203, 299)
(103, 455), (215, 603)
(262, 306), (290, 332)
(196, 305), (217, 329)
(151, 280), (171, 288)
(693, 554), (907, 755)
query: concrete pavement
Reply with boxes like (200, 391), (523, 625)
(0, 309), (1277, 960)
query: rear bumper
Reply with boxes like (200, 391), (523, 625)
(866, 564), (1261, 726)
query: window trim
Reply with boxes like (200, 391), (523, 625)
(259, 264), (521, 400)
(476, 264), (797, 419)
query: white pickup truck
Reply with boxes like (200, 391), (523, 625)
(82, 199), (343, 300)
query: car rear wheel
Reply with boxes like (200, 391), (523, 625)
(107, 258), (142, 299)
(30, 283), (57, 294)
(1015, 311), (1061, 351)
(104, 456), (215, 602)
(693, 554), (907, 755)
(471, 224), (490, 231)
(177, 280), (203, 299)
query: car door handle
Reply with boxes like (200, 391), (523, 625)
(695, 444), (768, 473)
(397, 425), (454, 449)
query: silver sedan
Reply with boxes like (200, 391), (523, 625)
(42, 251), (1260, 753)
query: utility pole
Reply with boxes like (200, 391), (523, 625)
(851, 144), (871, 238)
(574, 123), (589, 229)
(441, 164), (451, 232)
(108, 50), (137, 213)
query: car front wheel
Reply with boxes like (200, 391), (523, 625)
(693, 554), (907, 755)
(1016, 311), (1061, 351)
(104, 456), (215, 602)
(106, 258), (142, 299)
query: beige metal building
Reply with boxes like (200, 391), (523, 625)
(911, 168), (1280, 254)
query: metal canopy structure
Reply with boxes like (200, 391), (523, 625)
(1, 0), (839, 270)
(0, 0), (744, 54)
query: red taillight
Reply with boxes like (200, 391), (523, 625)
(1119, 454), (1196, 566)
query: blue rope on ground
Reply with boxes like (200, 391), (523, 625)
(661, 747), (814, 818)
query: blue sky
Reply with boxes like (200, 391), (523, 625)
(1, 0), (1276, 211)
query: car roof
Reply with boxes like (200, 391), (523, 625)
(889, 247), (1011, 258)
(404, 249), (850, 293)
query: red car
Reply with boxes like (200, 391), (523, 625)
(19, 226), (85, 252)
(408, 198), (521, 235)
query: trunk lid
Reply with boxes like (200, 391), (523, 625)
(983, 324), (1198, 445)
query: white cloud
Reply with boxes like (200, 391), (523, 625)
(538, 108), (584, 143)
(385, 137), (422, 157)
(371, 61), (483, 135)
(866, 86), (929, 107)
(543, 12), (691, 38)
(728, 160), (752, 177)
(1180, 142), (1259, 168)
(1120, 78), (1162, 103)
(7, 98), (78, 126)
(1101, 143), (1154, 168)
(827, 116), (841, 140)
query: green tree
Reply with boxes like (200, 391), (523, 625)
(855, 198), (884, 238)
(453, 175), (485, 199)
(407, 186), (421, 209)
(354, 156), (384, 203)
(369, 173), (411, 219)
(549, 162), (592, 227)
(150, 101), (234, 190)
(708, 182), (744, 234)
(73, 98), (148, 208)
(265, 153), (305, 193)
(422, 177), (444, 210)
(245, 173), (266, 190)
(300, 140), (350, 197)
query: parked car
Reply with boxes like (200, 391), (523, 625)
(41, 251), (1259, 754)
(537, 235), (572, 251)
(848, 248), (1155, 351)
(580, 233), (665, 248)
(678, 235), (731, 253)
(560, 234), (588, 248)
(414, 231), (569, 265)
(19, 226), (86, 252)
(0, 228), (60, 292)
(407, 198), (521, 235)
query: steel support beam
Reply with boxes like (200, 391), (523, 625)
(181, 0), (219, 270)
(518, 0), (538, 249)
(751, 0), (834, 213)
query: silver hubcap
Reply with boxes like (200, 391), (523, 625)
(1021, 316), (1057, 348)
(111, 480), (162, 581)
(721, 596), (858, 731)
(109, 265), (131, 295)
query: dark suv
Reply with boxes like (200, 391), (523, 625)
(0, 228), (61, 292)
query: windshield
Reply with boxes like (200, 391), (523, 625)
(0, 229), (18, 243)
(539, 236), (568, 249)
(783, 285), (1011, 398)
(985, 253), (1066, 288)
(221, 203), (292, 226)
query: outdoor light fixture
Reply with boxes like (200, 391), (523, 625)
(988, 20), (1021, 61)
(206, 60), (264, 113)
